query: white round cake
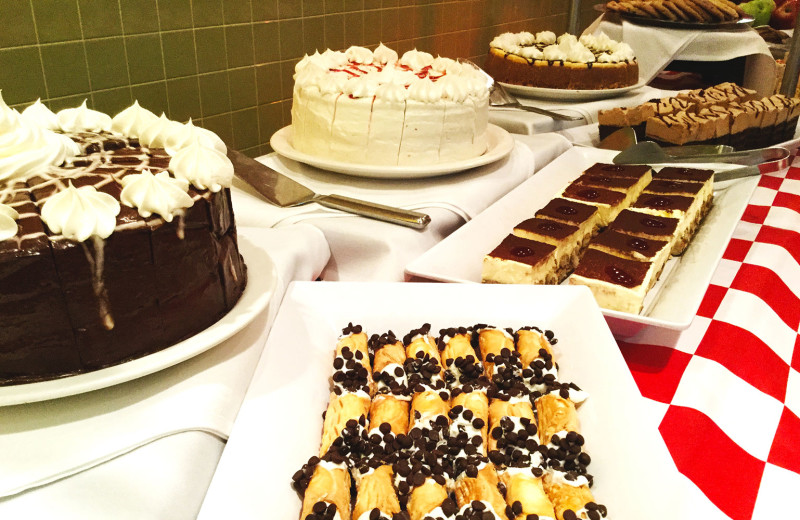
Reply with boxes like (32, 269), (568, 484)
(291, 44), (490, 167)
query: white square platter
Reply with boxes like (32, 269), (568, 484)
(405, 147), (760, 337)
(198, 282), (683, 520)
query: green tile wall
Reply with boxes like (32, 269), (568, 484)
(0, 0), (578, 157)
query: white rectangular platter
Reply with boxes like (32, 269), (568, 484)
(198, 282), (683, 520)
(405, 147), (760, 337)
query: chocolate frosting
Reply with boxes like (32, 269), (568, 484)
(573, 249), (649, 288)
(488, 234), (556, 267)
(608, 209), (678, 238)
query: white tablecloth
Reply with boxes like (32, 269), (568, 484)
(588, 14), (776, 95)
(0, 225), (330, 518)
(232, 134), (571, 281)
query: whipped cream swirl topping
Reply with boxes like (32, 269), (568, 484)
(0, 92), (77, 183)
(120, 169), (193, 221)
(111, 100), (159, 138)
(399, 49), (434, 69)
(0, 203), (20, 241)
(20, 99), (60, 131)
(345, 45), (373, 64)
(139, 113), (184, 149)
(373, 42), (398, 65)
(41, 183), (121, 241)
(168, 138), (233, 192)
(492, 31), (633, 64)
(56, 100), (112, 133)
(163, 119), (227, 156)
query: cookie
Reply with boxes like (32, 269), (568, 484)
(663, 0), (692, 20)
(706, 0), (740, 19)
(651, 1), (679, 20)
(672, 0), (711, 21)
(693, 0), (727, 21)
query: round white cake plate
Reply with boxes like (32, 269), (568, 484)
(499, 82), (642, 102)
(269, 124), (515, 179)
(0, 238), (277, 406)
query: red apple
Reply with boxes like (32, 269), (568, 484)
(770, 0), (798, 28)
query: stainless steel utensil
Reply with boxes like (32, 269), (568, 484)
(228, 149), (431, 229)
(596, 126), (638, 151)
(713, 165), (763, 183)
(614, 141), (789, 166)
(488, 84), (584, 121)
(461, 59), (583, 122)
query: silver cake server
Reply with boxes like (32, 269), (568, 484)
(228, 149), (431, 229)
(461, 59), (583, 122)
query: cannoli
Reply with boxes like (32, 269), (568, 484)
(535, 394), (579, 446)
(474, 326), (515, 380)
(352, 464), (401, 520)
(453, 460), (509, 520)
(438, 327), (486, 389)
(320, 392), (371, 456)
(335, 324), (374, 397)
(500, 468), (556, 520)
(514, 326), (555, 369)
(487, 399), (535, 452)
(403, 324), (446, 393)
(449, 390), (489, 455)
(369, 394), (409, 436)
(542, 471), (606, 520)
(410, 390), (450, 428)
(406, 478), (450, 520)
(296, 454), (352, 520)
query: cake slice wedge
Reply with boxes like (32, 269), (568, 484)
(561, 184), (627, 227)
(482, 234), (557, 285)
(535, 197), (603, 240)
(631, 192), (709, 255)
(607, 209), (680, 251)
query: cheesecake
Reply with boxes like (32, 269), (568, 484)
(587, 229), (671, 290)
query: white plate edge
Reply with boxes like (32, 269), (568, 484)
(270, 124), (515, 178)
(0, 237), (277, 406)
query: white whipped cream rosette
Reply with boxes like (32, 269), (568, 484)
(120, 169), (194, 221)
(168, 138), (233, 193)
(372, 42), (398, 65)
(41, 183), (121, 242)
(111, 100), (159, 138)
(0, 92), (77, 182)
(20, 99), (60, 131)
(138, 113), (185, 149)
(0, 203), (20, 241)
(163, 118), (227, 156)
(56, 100), (112, 133)
(399, 49), (434, 69)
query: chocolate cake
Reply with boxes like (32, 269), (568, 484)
(0, 100), (246, 385)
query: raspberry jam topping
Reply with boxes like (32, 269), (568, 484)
(640, 217), (665, 228)
(646, 196), (673, 208)
(628, 238), (649, 252)
(537, 221), (562, 232)
(511, 246), (534, 258)
(605, 265), (635, 287)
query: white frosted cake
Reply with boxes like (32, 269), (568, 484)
(291, 44), (490, 166)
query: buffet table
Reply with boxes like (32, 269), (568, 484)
(1, 118), (799, 520)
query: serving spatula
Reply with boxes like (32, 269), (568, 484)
(614, 141), (788, 166)
(228, 149), (431, 229)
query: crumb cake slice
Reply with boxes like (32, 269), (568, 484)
(561, 184), (627, 226)
(482, 234), (557, 285)
(513, 217), (585, 282)
(588, 229), (671, 290)
(632, 192), (709, 255)
(568, 249), (657, 314)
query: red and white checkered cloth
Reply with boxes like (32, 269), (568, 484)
(617, 145), (800, 519)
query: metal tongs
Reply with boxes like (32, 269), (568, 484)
(461, 60), (583, 122)
(614, 141), (789, 166)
